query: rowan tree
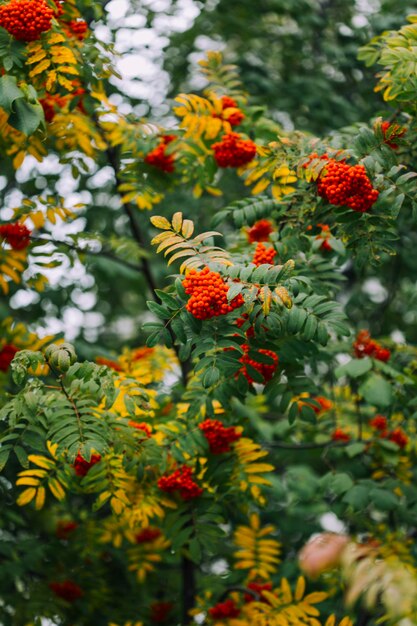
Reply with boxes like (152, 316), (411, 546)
(0, 3), (417, 626)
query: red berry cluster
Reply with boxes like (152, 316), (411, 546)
(199, 419), (241, 454)
(212, 95), (245, 127)
(353, 330), (391, 362)
(56, 520), (78, 539)
(314, 156), (379, 213)
(381, 121), (406, 150)
(211, 132), (257, 168)
(49, 580), (83, 602)
(208, 598), (241, 619)
(331, 428), (350, 442)
(0, 0), (54, 41)
(65, 19), (88, 40)
(247, 219), (274, 243)
(135, 527), (161, 543)
(128, 421), (152, 437)
(157, 465), (203, 500)
(369, 417), (408, 449)
(73, 452), (101, 477)
(387, 427), (408, 449)
(53, 0), (64, 17)
(312, 396), (333, 414)
(252, 242), (276, 266)
(145, 135), (176, 173)
(0, 222), (31, 250)
(239, 343), (278, 384)
(150, 601), (173, 623)
(0, 344), (19, 372)
(244, 581), (273, 603)
(40, 93), (68, 123)
(183, 267), (244, 320)
(369, 414), (388, 431)
(312, 223), (333, 252)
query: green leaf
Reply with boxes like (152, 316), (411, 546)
(335, 357), (372, 379)
(345, 442), (366, 458)
(330, 472), (354, 494)
(359, 374), (393, 408)
(0, 75), (24, 112)
(8, 98), (44, 135)
(370, 488), (399, 511)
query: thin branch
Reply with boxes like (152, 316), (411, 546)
(30, 235), (144, 274)
(264, 439), (353, 450)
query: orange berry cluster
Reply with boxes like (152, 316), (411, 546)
(353, 330), (391, 362)
(73, 452), (101, 477)
(0, 344), (19, 372)
(311, 396), (333, 414)
(64, 19), (88, 40)
(252, 242), (276, 266)
(209, 599), (241, 619)
(239, 344), (278, 384)
(0, 0), (53, 41)
(247, 219), (274, 243)
(199, 419), (241, 454)
(145, 134), (176, 173)
(128, 420), (152, 437)
(0, 222), (31, 249)
(212, 95), (245, 127)
(53, 0), (64, 17)
(314, 155), (379, 213)
(157, 465), (203, 500)
(369, 416), (408, 448)
(49, 580), (83, 602)
(96, 356), (123, 371)
(183, 267), (244, 320)
(381, 121), (406, 150)
(331, 428), (350, 442)
(135, 527), (161, 543)
(211, 132), (257, 168)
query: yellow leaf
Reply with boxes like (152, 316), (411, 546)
(27, 454), (55, 469)
(35, 486), (46, 510)
(181, 219), (194, 238)
(150, 215), (171, 230)
(171, 212), (183, 232)
(111, 496), (124, 515)
(29, 58), (51, 77)
(17, 488), (37, 506)
(16, 477), (40, 487)
(295, 576), (306, 601)
(48, 477), (66, 501)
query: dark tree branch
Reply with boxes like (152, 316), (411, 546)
(30, 235), (144, 274)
